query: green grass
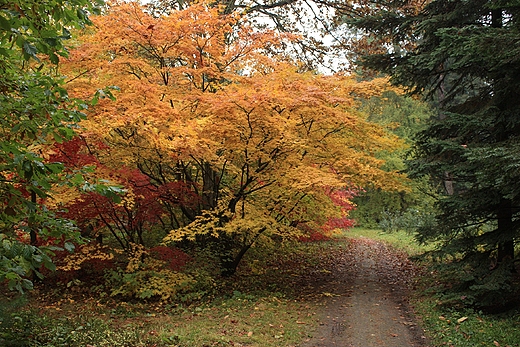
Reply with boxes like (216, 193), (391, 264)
(414, 299), (520, 347)
(1, 291), (315, 347)
(156, 296), (313, 346)
(0, 239), (325, 347)
(340, 227), (433, 255)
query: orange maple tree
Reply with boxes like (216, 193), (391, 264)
(58, 0), (406, 275)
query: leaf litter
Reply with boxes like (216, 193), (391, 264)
(297, 237), (429, 347)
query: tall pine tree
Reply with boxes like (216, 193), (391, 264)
(346, 0), (520, 308)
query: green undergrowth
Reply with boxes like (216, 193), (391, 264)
(412, 267), (520, 347)
(0, 293), (315, 347)
(414, 299), (520, 347)
(3, 228), (519, 347)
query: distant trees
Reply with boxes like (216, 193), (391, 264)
(346, 0), (520, 307)
(350, 91), (434, 230)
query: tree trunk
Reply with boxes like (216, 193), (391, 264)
(220, 227), (267, 277)
(30, 191), (37, 246)
(202, 161), (218, 210)
(492, 9), (513, 265)
(497, 198), (515, 262)
(220, 243), (252, 277)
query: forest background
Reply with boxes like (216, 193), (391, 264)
(1, 0), (520, 345)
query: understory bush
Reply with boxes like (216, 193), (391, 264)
(47, 242), (217, 302)
(104, 245), (214, 302)
(379, 208), (436, 234)
(415, 296), (520, 347)
(106, 266), (196, 301)
(0, 295), (28, 346)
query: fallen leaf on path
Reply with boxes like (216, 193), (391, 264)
(457, 316), (468, 323)
(322, 292), (339, 297)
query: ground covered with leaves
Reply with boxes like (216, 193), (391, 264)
(298, 237), (427, 347)
(2, 230), (520, 347)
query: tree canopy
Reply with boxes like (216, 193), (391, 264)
(55, 1), (407, 277)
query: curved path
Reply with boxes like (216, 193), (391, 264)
(299, 237), (428, 347)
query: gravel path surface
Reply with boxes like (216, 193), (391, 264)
(299, 237), (428, 347)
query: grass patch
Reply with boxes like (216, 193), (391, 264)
(4, 228), (518, 347)
(1, 289), (314, 347)
(414, 298), (520, 347)
(341, 227), (433, 255)
(155, 295), (313, 346)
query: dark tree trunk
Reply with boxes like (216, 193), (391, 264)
(30, 191), (37, 246)
(220, 242), (254, 277)
(497, 198), (515, 262)
(220, 227), (267, 277)
(492, 8), (514, 265)
(202, 161), (218, 210)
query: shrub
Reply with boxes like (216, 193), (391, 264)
(105, 244), (195, 301)
(49, 243), (117, 286)
(379, 208), (436, 234)
(107, 266), (196, 300)
(2, 311), (169, 347)
(298, 231), (332, 242)
(149, 246), (191, 271)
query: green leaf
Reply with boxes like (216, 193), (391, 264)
(30, 186), (48, 199)
(0, 14), (10, 31)
(46, 162), (64, 174)
(22, 161), (33, 178)
(49, 51), (60, 64)
(32, 254), (43, 264)
(22, 41), (40, 62)
(21, 279), (34, 290)
(64, 242), (75, 252)
(22, 246), (33, 260)
(0, 47), (9, 57)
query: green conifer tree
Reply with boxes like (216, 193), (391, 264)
(346, 0), (520, 308)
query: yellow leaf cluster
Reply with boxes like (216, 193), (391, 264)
(58, 243), (114, 272)
(163, 207), (232, 243)
(125, 243), (147, 273)
(110, 242), (196, 300)
(128, 269), (194, 300)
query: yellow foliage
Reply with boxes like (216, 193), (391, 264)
(110, 244), (196, 300)
(58, 243), (114, 272)
(59, 2), (410, 259)
(45, 184), (83, 209)
(125, 243), (147, 273)
(130, 269), (195, 300)
(163, 207), (232, 242)
(118, 188), (136, 210)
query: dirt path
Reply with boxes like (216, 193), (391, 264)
(298, 237), (428, 347)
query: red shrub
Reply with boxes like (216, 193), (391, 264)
(149, 246), (192, 271)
